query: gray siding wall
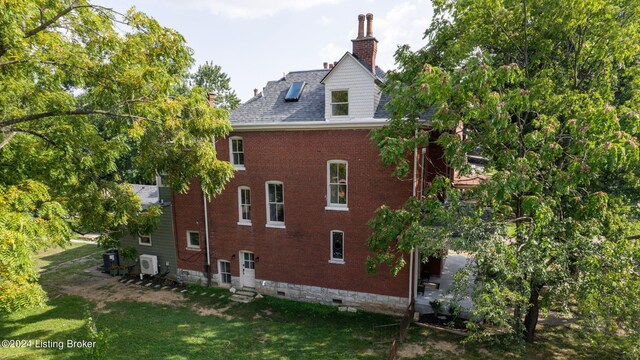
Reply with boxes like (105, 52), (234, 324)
(120, 187), (177, 279)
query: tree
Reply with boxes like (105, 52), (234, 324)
(368, 0), (640, 351)
(190, 61), (241, 111)
(0, 0), (234, 312)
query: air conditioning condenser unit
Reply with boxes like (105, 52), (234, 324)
(139, 254), (158, 276)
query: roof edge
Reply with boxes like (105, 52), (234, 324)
(231, 119), (388, 132)
(320, 52), (378, 84)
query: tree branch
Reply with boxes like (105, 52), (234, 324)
(0, 132), (17, 150)
(7, 127), (58, 146)
(24, 3), (123, 38)
(0, 109), (160, 129)
(24, 1), (80, 38)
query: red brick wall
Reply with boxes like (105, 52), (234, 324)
(172, 179), (209, 274)
(352, 38), (378, 72)
(173, 129), (447, 298)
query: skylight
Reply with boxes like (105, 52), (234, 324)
(284, 81), (305, 102)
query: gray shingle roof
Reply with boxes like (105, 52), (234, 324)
(230, 70), (329, 124)
(130, 184), (159, 208)
(230, 63), (390, 124)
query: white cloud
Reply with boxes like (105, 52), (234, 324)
(317, 16), (334, 25)
(163, 0), (343, 19)
(374, 0), (433, 70)
(318, 42), (348, 66)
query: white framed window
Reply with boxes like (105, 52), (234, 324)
(265, 181), (285, 228)
(187, 231), (200, 249)
(218, 260), (231, 284)
(229, 136), (245, 170)
(138, 235), (152, 246)
(329, 230), (345, 264)
(326, 160), (348, 210)
(331, 90), (348, 116)
(238, 186), (251, 225)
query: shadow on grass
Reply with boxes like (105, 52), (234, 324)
(100, 298), (388, 360)
(0, 296), (93, 360)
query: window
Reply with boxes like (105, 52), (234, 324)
(330, 231), (345, 263)
(326, 161), (348, 210)
(238, 186), (251, 225)
(187, 231), (200, 248)
(331, 90), (348, 116)
(138, 235), (151, 246)
(218, 260), (231, 284)
(266, 181), (285, 227)
(230, 137), (245, 169)
(285, 81), (305, 102)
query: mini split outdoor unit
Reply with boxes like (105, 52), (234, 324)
(139, 254), (158, 276)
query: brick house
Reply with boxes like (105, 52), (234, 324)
(171, 14), (449, 313)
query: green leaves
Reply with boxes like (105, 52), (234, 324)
(0, 1), (234, 312)
(369, 0), (640, 349)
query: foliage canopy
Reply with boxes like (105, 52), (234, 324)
(0, 0), (234, 312)
(369, 0), (640, 351)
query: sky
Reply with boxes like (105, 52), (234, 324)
(110, 0), (434, 102)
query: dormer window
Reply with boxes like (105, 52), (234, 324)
(331, 90), (349, 116)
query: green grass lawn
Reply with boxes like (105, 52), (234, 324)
(0, 243), (625, 359)
(1, 244), (397, 359)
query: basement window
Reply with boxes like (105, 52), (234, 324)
(284, 81), (305, 102)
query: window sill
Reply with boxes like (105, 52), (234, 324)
(265, 223), (286, 229)
(139, 243), (152, 247)
(328, 259), (345, 265)
(185, 246), (201, 251)
(325, 206), (349, 212)
(233, 165), (246, 171)
(237, 221), (252, 227)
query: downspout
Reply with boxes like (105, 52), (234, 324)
(203, 192), (211, 286)
(420, 148), (427, 197)
(409, 129), (418, 304)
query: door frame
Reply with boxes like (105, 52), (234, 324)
(239, 250), (255, 289)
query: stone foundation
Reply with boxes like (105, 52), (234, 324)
(176, 268), (210, 285)
(177, 267), (408, 315)
(255, 279), (407, 315)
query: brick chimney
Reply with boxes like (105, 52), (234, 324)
(351, 13), (378, 73)
(207, 92), (215, 108)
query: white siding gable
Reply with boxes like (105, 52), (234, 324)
(323, 54), (379, 120)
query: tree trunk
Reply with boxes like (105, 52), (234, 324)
(524, 284), (542, 343)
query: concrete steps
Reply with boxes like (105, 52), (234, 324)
(230, 288), (257, 303)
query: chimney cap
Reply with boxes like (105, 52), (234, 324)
(366, 13), (374, 37)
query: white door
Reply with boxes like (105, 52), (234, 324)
(240, 251), (255, 288)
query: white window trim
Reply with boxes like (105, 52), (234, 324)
(330, 89), (349, 117)
(218, 260), (232, 286)
(265, 181), (285, 228)
(229, 136), (245, 170)
(138, 235), (152, 247)
(328, 230), (345, 264)
(186, 230), (201, 249)
(326, 160), (349, 211)
(237, 186), (252, 226)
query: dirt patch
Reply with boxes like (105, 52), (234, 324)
(398, 340), (461, 358)
(57, 267), (237, 320)
(194, 305), (233, 321)
(60, 274), (185, 312)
